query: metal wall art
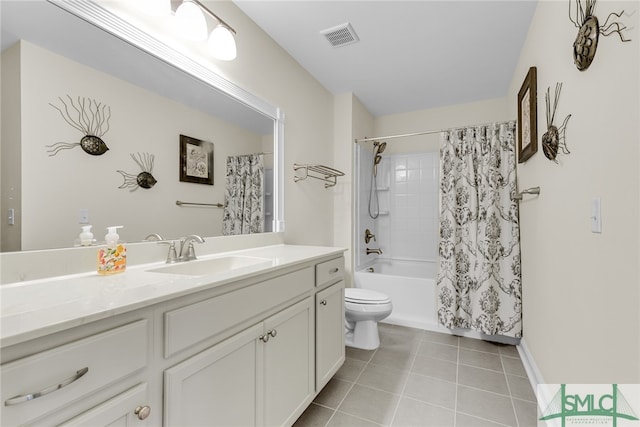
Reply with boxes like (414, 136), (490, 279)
(517, 67), (538, 163)
(180, 134), (214, 185)
(47, 96), (111, 156)
(117, 153), (157, 191)
(569, 0), (631, 71)
(542, 83), (572, 163)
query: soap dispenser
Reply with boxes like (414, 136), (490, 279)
(97, 226), (126, 275)
(78, 225), (94, 246)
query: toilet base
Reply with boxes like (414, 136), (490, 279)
(345, 319), (381, 350)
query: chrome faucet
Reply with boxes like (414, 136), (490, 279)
(366, 248), (383, 255)
(143, 233), (164, 241)
(179, 235), (205, 262)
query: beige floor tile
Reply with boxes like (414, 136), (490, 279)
(403, 373), (456, 409)
(501, 355), (527, 377)
(293, 403), (335, 427)
(459, 348), (504, 372)
(513, 398), (538, 427)
(338, 384), (400, 426)
(327, 411), (383, 427)
(457, 385), (517, 426)
(507, 374), (536, 402)
(497, 344), (520, 358)
(357, 363), (409, 394)
(314, 378), (354, 409)
(422, 330), (460, 346)
(459, 337), (501, 354)
(346, 346), (376, 362)
(455, 413), (507, 426)
(335, 358), (367, 382)
(391, 397), (454, 427)
(411, 354), (458, 382)
(370, 347), (415, 371)
(417, 341), (458, 362)
(458, 364), (509, 395)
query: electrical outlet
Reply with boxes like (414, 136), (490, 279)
(79, 208), (90, 224)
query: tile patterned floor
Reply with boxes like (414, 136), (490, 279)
(294, 324), (537, 427)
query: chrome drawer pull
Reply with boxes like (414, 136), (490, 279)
(330, 268), (340, 274)
(5, 367), (89, 406)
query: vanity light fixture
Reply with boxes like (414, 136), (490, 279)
(175, 0), (237, 60)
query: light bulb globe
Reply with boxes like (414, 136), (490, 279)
(208, 25), (237, 60)
(175, 1), (207, 41)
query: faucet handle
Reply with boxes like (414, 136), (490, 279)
(184, 242), (198, 261)
(364, 229), (376, 244)
(158, 241), (179, 264)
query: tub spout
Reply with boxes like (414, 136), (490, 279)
(366, 248), (383, 255)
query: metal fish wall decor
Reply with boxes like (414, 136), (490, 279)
(117, 153), (157, 191)
(47, 95), (111, 156)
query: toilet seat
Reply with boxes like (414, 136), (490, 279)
(345, 288), (391, 304)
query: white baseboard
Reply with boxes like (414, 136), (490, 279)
(517, 337), (545, 398)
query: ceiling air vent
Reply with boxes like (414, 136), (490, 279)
(320, 22), (360, 48)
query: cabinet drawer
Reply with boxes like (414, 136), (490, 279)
(1, 320), (148, 426)
(315, 257), (344, 287)
(165, 267), (314, 357)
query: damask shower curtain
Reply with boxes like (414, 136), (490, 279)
(222, 154), (264, 235)
(436, 122), (522, 338)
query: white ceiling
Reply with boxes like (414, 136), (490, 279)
(233, 0), (538, 117)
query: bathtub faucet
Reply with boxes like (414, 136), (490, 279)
(366, 248), (383, 255)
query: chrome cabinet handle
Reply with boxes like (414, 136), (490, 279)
(135, 405), (151, 420)
(330, 268), (339, 274)
(267, 329), (277, 338)
(259, 334), (270, 343)
(4, 367), (89, 406)
(320, 300), (328, 306)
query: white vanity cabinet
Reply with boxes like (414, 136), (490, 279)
(1, 248), (345, 427)
(0, 319), (152, 427)
(314, 257), (346, 391)
(164, 298), (314, 426)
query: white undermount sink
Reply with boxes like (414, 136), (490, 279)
(147, 256), (272, 276)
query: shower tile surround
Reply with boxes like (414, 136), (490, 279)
(357, 148), (439, 267)
(294, 324), (536, 427)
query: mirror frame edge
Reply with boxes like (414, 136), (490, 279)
(48, 0), (285, 233)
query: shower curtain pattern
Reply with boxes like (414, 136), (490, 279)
(222, 154), (264, 235)
(436, 122), (522, 338)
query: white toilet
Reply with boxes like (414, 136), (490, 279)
(344, 288), (393, 350)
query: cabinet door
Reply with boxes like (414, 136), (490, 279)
(59, 383), (149, 427)
(164, 323), (263, 427)
(316, 281), (345, 391)
(263, 298), (314, 427)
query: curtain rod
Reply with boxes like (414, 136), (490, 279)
(354, 120), (515, 143)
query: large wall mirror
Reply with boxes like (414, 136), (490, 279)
(1, 0), (284, 252)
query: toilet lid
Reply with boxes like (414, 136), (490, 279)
(345, 288), (391, 304)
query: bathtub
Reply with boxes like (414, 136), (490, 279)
(354, 258), (520, 344)
(354, 259), (442, 332)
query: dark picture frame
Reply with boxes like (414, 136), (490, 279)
(517, 66), (538, 164)
(179, 134), (214, 185)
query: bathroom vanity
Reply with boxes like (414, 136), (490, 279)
(0, 245), (345, 426)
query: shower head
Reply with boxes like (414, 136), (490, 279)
(373, 141), (387, 156)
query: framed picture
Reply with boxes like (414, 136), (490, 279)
(179, 134), (214, 185)
(517, 66), (538, 164)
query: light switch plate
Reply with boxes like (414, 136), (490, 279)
(591, 197), (602, 233)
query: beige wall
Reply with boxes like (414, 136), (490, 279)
(333, 93), (375, 287)
(509, 0), (639, 383)
(373, 97), (510, 154)
(0, 43), (22, 252)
